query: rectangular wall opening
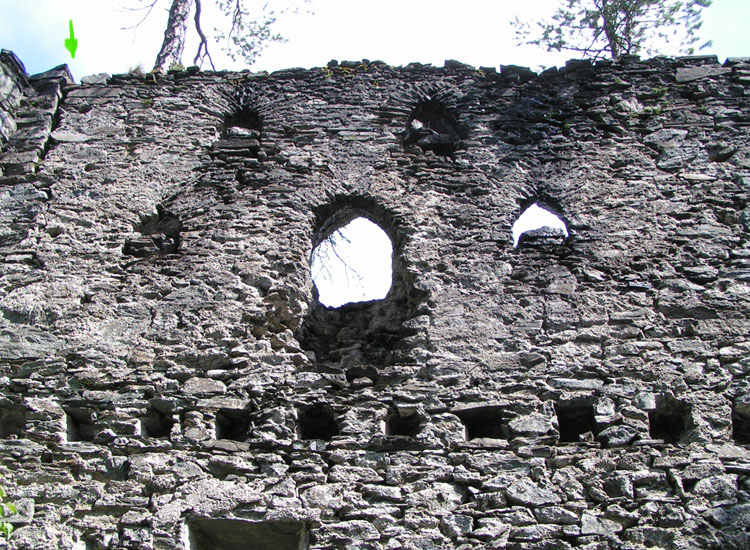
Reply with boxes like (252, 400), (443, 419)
(648, 396), (689, 444)
(215, 409), (251, 441)
(297, 404), (339, 441)
(453, 405), (508, 440)
(141, 405), (175, 438)
(0, 406), (26, 438)
(65, 408), (96, 442)
(385, 408), (421, 437)
(733, 400), (750, 444)
(186, 518), (308, 550)
(555, 400), (597, 443)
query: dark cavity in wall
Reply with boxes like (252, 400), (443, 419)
(123, 205), (183, 258)
(732, 400), (750, 444)
(403, 98), (463, 156)
(297, 404), (339, 441)
(298, 196), (428, 371)
(649, 396), (689, 444)
(104, 457), (130, 481)
(0, 404), (26, 438)
(385, 407), (421, 437)
(186, 518), (308, 550)
(211, 107), (263, 160)
(555, 400), (597, 442)
(140, 404), (175, 438)
(215, 408), (252, 441)
(453, 405), (508, 440)
(65, 407), (97, 442)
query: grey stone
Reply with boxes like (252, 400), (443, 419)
(534, 506), (579, 525)
(676, 65), (731, 82)
(0, 49), (747, 550)
(596, 425), (638, 448)
(581, 513), (623, 535)
(506, 479), (561, 507)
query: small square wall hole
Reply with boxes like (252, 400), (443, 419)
(141, 406), (175, 438)
(215, 409), (251, 441)
(555, 401), (597, 443)
(732, 400), (750, 444)
(186, 518), (308, 550)
(0, 406), (26, 438)
(297, 404), (339, 441)
(385, 409), (421, 437)
(66, 408), (97, 442)
(648, 397), (689, 444)
(453, 405), (508, 440)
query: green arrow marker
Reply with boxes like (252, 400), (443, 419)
(64, 20), (78, 59)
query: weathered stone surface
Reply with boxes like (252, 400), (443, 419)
(596, 425), (638, 447)
(0, 50), (748, 550)
(581, 513), (623, 535)
(506, 479), (561, 507)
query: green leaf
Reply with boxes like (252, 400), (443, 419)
(7, 504), (17, 515)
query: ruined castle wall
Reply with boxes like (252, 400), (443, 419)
(0, 54), (749, 550)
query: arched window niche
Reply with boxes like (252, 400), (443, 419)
(512, 200), (569, 248)
(403, 98), (463, 156)
(311, 215), (393, 308)
(212, 105), (263, 161)
(224, 107), (262, 139)
(298, 197), (425, 373)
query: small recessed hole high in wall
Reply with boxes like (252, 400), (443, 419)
(555, 400), (597, 443)
(224, 108), (262, 137)
(65, 407), (97, 442)
(732, 399), (750, 444)
(123, 205), (183, 258)
(215, 408), (252, 442)
(385, 407), (422, 437)
(512, 203), (568, 247)
(211, 105), (263, 161)
(649, 396), (690, 444)
(140, 405), (175, 439)
(403, 98), (462, 156)
(310, 216), (393, 308)
(453, 405), (509, 440)
(297, 404), (339, 441)
(0, 405), (26, 438)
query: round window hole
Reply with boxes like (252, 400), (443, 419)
(311, 217), (393, 308)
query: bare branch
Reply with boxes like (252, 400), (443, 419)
(192, 0), (216, 70)
(120, 0), (160, 31)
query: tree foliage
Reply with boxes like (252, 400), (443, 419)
(129, 0), (307, 72)
(515, 0), (713, 60)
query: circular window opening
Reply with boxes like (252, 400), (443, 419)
(512, 203), (568, 247)
(311, 217), (393, 308)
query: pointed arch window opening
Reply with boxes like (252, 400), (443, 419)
(310, 216), (393, 308)
(512, 203), (569, 247)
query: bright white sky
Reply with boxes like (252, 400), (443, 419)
(0, 1), (747, 80)
(311, 217), (392, 307)
(512, 204), (568, 247)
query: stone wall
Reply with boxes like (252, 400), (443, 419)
(0, 50), (30, 151)
(0, 52), (749, 550)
